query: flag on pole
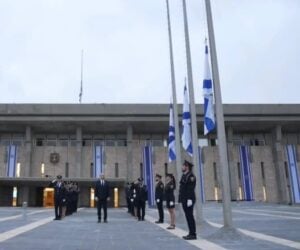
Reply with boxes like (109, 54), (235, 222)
(182, 84), (193, 156)
(203, 41), (215, 135)
(168, 103), (176, 162)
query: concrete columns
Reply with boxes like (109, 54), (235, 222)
(226, 126), (238, 201)
(272, 125), (289, 204)
(76, 127), (82, 178)
(25, 126), (32, 177)
(126, 124), (133, 182)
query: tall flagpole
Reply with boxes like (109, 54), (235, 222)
(79, 49), (83, 104)
(166, 0), (182, 185)
(204, 0), (233, 228)
(182, 0), (203, 223)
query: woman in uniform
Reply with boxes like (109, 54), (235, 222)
(165, 173), (176, 229)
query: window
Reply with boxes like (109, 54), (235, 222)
(115, 163), (119, 178)
(210, 139), (217, 146)
(36, 139), (44, 146)
(237, 162), (241, 181)
(105, 140), (115, 147)
(82, 139), (92, 147)
(46, 139), (57, 146)
(199, 138), (208, 147)
(261, 162), (265, 180)
(65, 162), (69, 178)
(58, 139), (68, 147)
(140, 163), (143, 179)
(164, 163), (168, 176)
(152, 140), (163, 147)
(284, 161), (289, 179)
(213, 162), (218, 181)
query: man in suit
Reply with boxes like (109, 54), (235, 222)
(179, 160), (197, 240)
(155, 174), (164, 224)
(49, 175), (66, 220)
(95, 173), (110, 223)
(136, 177), (148, 221)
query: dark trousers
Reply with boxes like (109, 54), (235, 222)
(156, 201), (164, 222)
(182, 202), (196, 236)
(126, 197), (131, 212)
(54, 199), (62, 219)
(137, 201), (145, 220)
(97, 199), (107, 221)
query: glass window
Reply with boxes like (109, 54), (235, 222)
(36, 139), (44, 146)
(58, 139), (68, 147)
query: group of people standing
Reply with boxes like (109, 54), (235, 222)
(125, 160), (197, 240)
(49, 175), (80, 220)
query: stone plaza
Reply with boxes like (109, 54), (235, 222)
(0, 202), (299, 250)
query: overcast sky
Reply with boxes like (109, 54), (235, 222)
(0, 0), (299, 104)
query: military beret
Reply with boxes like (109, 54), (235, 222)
(56, 175), (62, 179)
(138, 177), (144, 182)
(155, 174), (162, 178)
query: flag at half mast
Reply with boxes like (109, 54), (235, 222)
(182, 84), (193, 156)
(203, 40), (216, 135)
(168, 103), (176, 162)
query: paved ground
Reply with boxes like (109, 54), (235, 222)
(0, 202), (299, 250)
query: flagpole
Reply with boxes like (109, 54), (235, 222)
(204, 0), (233, 228)
(79, 49), (83, 104)
(182, 0), (203, 223)
(166, 0), (182, 186)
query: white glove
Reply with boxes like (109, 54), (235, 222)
(187, 199), (193, 207)
(130, 198), (134, 202)
(156, 199), (160, 203)
(62, 199), (66, 202)
(133, 194), (136, 198)
(170, 201), (174, 206)
(95, 197), (98, 201)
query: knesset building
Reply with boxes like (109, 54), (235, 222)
(0, 103), (299, 207)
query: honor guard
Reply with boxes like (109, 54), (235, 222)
(155, 174), (164, 224)
(165, 173), (176, 229)
(179, 160), (197, 240)
(95, 173), (110, 223)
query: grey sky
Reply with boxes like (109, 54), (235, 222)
(0, 0), (299, 104)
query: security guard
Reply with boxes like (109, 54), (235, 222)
(155, 174), (164, 223)
(179, 160), (197, 240)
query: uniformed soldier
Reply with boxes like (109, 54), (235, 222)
(165, 173), (176, 229)
(49, 175), (66, 220)
(155, 174), (164, 224)
(179, 160), (197, 240)
(125, 182), (131, 213)
(136, 177), (148, 221)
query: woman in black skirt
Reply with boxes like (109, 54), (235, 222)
(165, 173), (176, 229)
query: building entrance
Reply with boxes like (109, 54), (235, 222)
(43, 188), (54, 207)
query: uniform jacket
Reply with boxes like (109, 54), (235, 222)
(179, 171), (196, 203)
(155, 181), (164, 200)
(136, 184), (148, 202)
(49, 180), (66, 202)
(95, 180), (110, 200)
(165, 181), (175, 202)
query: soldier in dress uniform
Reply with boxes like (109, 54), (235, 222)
(155, 174), (164, 224)
(179, 160), (197, 240)
(49, 175), (66, 220)
(136, 177), (148, 221)
(165, 173), (176, 229)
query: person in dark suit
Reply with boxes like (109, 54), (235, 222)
(179, 160), (197, 240)
(165, 173), (176, 229)
(95, 173), (110, 223)
(155, 174), (164, 223)
(49, 175), (66, 220)
(136, 177), (148, 221)
(125, 182), (131, 213)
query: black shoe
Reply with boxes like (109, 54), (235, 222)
(53, 217), (59, 221)
(104, 220), (107, 223)
(183, 235), (197, 240)
(155, 221), (163, 224)
(98, 219), (101, 223)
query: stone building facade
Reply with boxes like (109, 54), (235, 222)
(0, 104), (299, 207)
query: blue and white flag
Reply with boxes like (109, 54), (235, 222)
(182, 84), (193, 156)
(168, 103), (176, 162)
(286, 145), (300, 204)
(6, 145), (17, 177)
(143, 146), (155, 206)
(94, 145), (104, 178)
(203, 42), (215, 135)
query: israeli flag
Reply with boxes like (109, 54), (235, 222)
(182, 84), (193, 156)
(203, 42), (215, 135)
(168, 103), (176, 162)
